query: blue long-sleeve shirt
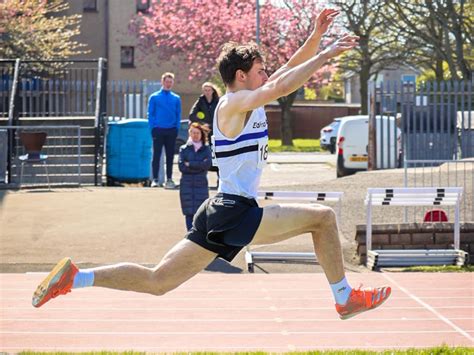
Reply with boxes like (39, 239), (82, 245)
(147, 89), (182, 130)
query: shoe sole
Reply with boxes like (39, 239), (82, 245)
(339, 288), (392, 320)
(32, 257), (71, 308)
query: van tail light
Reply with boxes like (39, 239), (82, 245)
(323, 128), (333, 133)
(337, 136), (345, 155)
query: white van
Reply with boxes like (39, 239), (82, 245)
(336, 115), (400, 177)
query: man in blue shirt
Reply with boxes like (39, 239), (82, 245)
(148, 72), (182, 188)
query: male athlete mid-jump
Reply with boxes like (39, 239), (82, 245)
(33, 9), (390, 319)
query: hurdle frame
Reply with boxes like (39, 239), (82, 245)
(245, 190), (344, 273)
(365, 187), (467, 269)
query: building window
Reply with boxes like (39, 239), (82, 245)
(121, 46), (135, 68)
(83, 0), (97, 11)
(136, 0), (150, 13)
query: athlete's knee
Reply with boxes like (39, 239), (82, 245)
(147, 270), (173, 296)
(147, 280), (167, 297)
(312, 205), (337, 230)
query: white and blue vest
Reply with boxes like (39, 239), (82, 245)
(211, 94), (269, 199)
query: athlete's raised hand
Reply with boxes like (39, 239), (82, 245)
(313, 8), (339, 36)
(322, 34), (359, 58)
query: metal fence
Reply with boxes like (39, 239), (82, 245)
(1, 125), (82, 187)
(0, 59), (165, 186)
(1, 59), (107, 186)
(0, 61), (15, 119)
(107, 80), (161, 120)
(0, 60), (158, 122)
(1, 59), (103, 119)
(370, 80), (473, 167)
(404, 159), (474, 222)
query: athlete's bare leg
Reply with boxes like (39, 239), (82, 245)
(93, 239), (217, 295)
(93, 203), (343, 294)
(251, 203), (344, 283)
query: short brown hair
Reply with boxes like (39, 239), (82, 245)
(161, 72), (175, 81)
(217, 42), (263, 85)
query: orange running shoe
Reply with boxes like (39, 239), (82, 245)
(335, 285), (391, 320)
(32, 257), (78, 308)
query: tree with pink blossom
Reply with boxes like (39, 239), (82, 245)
(131, 0), (341, 145)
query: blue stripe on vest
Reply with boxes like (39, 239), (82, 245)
(215, 130), (268, 146)
(215, 144), (258, 158)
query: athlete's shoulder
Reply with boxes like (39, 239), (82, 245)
(215, 94), (232, 115)
(218, 91), (257, 115)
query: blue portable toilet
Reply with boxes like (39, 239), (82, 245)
(106, 119), (152, 184)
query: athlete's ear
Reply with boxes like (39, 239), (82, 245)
(235, 69), (246, 83)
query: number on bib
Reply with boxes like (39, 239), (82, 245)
(257, 141), (268, 168)
(210, 136), (218, 167)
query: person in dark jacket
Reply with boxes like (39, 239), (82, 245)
(178, 122), (212, 230)
(188, 82), (220, 134)
(189, 82), (220, 183)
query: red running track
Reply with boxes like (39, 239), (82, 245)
(1, 272), (473, 352)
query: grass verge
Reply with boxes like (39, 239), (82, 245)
(18, 346), (474, 354)
(401, 265), (473, 272)
(268, 139), (321, 153)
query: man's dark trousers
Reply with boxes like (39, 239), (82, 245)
(152, 127), (177, 180)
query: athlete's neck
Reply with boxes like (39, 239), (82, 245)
(226, 82), (251, 94)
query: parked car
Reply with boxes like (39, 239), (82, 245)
(175, 119), (189, 153)
(336, 115), (401, 178)
(320, 118), (341, 154)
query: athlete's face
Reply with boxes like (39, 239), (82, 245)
(245, 60), (268, 90)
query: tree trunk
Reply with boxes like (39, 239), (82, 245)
(448, 0), (471, 80)
(452, 19), (471, 80)
(359, 35), (371, 115)
(435, 58), (444, 82)
(277, 91), (298, 146)
(359, 66), (370, 115)
(443, 28), (460, 80)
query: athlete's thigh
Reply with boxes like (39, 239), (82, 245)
(153, 238), (217, 289)
(251, 203), (331, 245)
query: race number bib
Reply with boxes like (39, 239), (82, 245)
(257, 139), (268, 168)
(210, 135), (218, 167)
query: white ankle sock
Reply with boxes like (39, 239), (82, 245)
(72, 270), (95, 289)
(330, 277), (352, 305)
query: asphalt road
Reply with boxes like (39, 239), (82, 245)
(0, 152), (344, 274)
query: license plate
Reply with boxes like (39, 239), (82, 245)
(349, 156), (368, 162)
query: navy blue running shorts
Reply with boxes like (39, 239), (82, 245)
(185, 193), (263, 262)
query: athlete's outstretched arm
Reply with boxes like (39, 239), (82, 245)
(225, 34), (358, 115)
(267, 8), (339, 84)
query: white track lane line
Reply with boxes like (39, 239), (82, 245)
(382, 273), (473, 342)
(1, 330), (473, 335)
(3, 286), (473, 292)
(1, 317), (473, 322)
(3, 306), (474, 311)
(2, 296), (472, 301)
(0, 344), (466, 351)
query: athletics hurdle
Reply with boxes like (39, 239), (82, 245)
(365, 187), (468, 269)
(245, 190), (343, 273)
